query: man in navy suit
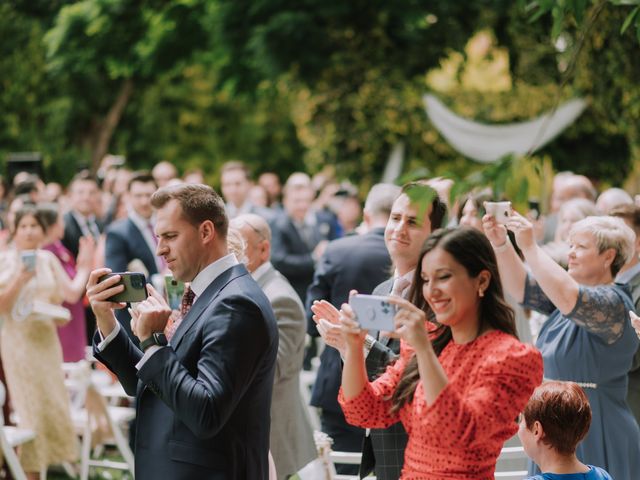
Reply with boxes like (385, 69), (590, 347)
(62, 172), (103, 259)
(87, 183), (278, 479)
(105, 173), (162, 342)
(305, 184), (399, 474)
(271, 172), (340, 302)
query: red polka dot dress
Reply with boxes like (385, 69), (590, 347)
(339, 330), (543, 479)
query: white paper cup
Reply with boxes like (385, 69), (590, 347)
(484, 201), (512, 224)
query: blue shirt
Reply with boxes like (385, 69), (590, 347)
(528, 465), (613, 479)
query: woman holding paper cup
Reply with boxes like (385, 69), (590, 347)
(483, 211), (640, 480)
(0, 205), (91, 478)
(338, 227), (542, 479)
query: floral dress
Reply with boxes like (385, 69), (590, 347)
(0, 249), (77, 471)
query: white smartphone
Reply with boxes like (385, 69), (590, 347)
(484, 201), (512, 225)
(349, 294), (397, 332)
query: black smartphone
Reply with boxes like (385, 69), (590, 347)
(98, 272), (148, 303)
(528, 199), (541, 220)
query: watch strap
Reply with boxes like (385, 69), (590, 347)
(140, 332), (168, 352)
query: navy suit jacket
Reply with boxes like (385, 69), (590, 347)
(105, 217), (159, 342)
(271, 210), (340, 301)
(305, 228), (391, 413)
(105, 217), (159, 276)
(62, 211), (103, 259)
(93, 264), (279, 480)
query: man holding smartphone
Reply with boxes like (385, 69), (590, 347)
(87, 183), (278, 479)
(311, 181), (446, 479)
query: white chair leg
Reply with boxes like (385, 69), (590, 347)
(80, 421), (92, 480)
(110, 419), (134, 476)
(62, 462), (76, 478)
(0, 436), (28, 480)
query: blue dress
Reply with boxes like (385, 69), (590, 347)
(524, 277), (640, 480)
(527, 465), (612, 479)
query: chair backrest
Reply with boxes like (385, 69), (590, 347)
(495, 443), (528, 480)
(0, 381), (30, 480)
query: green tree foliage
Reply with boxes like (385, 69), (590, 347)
(43, 0), (210, 169)
(0, 0), (638, 192)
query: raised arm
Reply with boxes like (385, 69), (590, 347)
(335, 301), (402, 428)
(505, 213), (580, 315)
(482, 214), (528, 303)
(49, 237), (95, 303)
(0, 264), (34, 314)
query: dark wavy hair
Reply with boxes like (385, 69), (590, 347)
(389, 226), (518, 414)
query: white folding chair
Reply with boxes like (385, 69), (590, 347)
(0, 382), (36, 480)
(495, 441), (528, 480)
(64, 361), (135, 479)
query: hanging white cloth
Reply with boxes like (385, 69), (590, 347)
(423, 94), (587, 163)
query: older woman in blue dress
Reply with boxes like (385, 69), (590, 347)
(482, 213), (640, 480)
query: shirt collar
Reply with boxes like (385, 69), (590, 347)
(392, 269), (415, 297)
(71, 210), (95, 224)
(616, 260), (640, 284)
(251, 261), (273, 283)
(190, 253), (239, 298)
(128, 208), (154, 229)
(394, 269), (415, 284)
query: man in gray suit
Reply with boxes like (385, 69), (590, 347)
(232, 213), (317, 479)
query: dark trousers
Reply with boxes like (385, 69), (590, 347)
(320, 410), (365, 475)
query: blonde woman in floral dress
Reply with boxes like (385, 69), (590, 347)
(0, 206), (92, 478)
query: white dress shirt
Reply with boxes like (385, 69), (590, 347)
(97, 253), (240, 369)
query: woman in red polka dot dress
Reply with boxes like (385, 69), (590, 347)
(338, 227), (543, 479)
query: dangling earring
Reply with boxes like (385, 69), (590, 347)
(478, 288), (485, 298)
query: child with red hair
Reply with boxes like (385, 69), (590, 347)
(519, 381), (613, 479)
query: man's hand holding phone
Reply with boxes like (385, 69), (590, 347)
(129, 284), (172, 342)
(86, 268), (128, 337)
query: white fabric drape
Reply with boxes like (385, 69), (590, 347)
(423, 94), (587, 163)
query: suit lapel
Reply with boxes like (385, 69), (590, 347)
(286, 218), (306, 250)
(127, 218), (158, 275)
(256, 265), (277, 290)
(170, 264), (250, 350)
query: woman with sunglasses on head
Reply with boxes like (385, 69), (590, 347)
(338, 227), (543, 479)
